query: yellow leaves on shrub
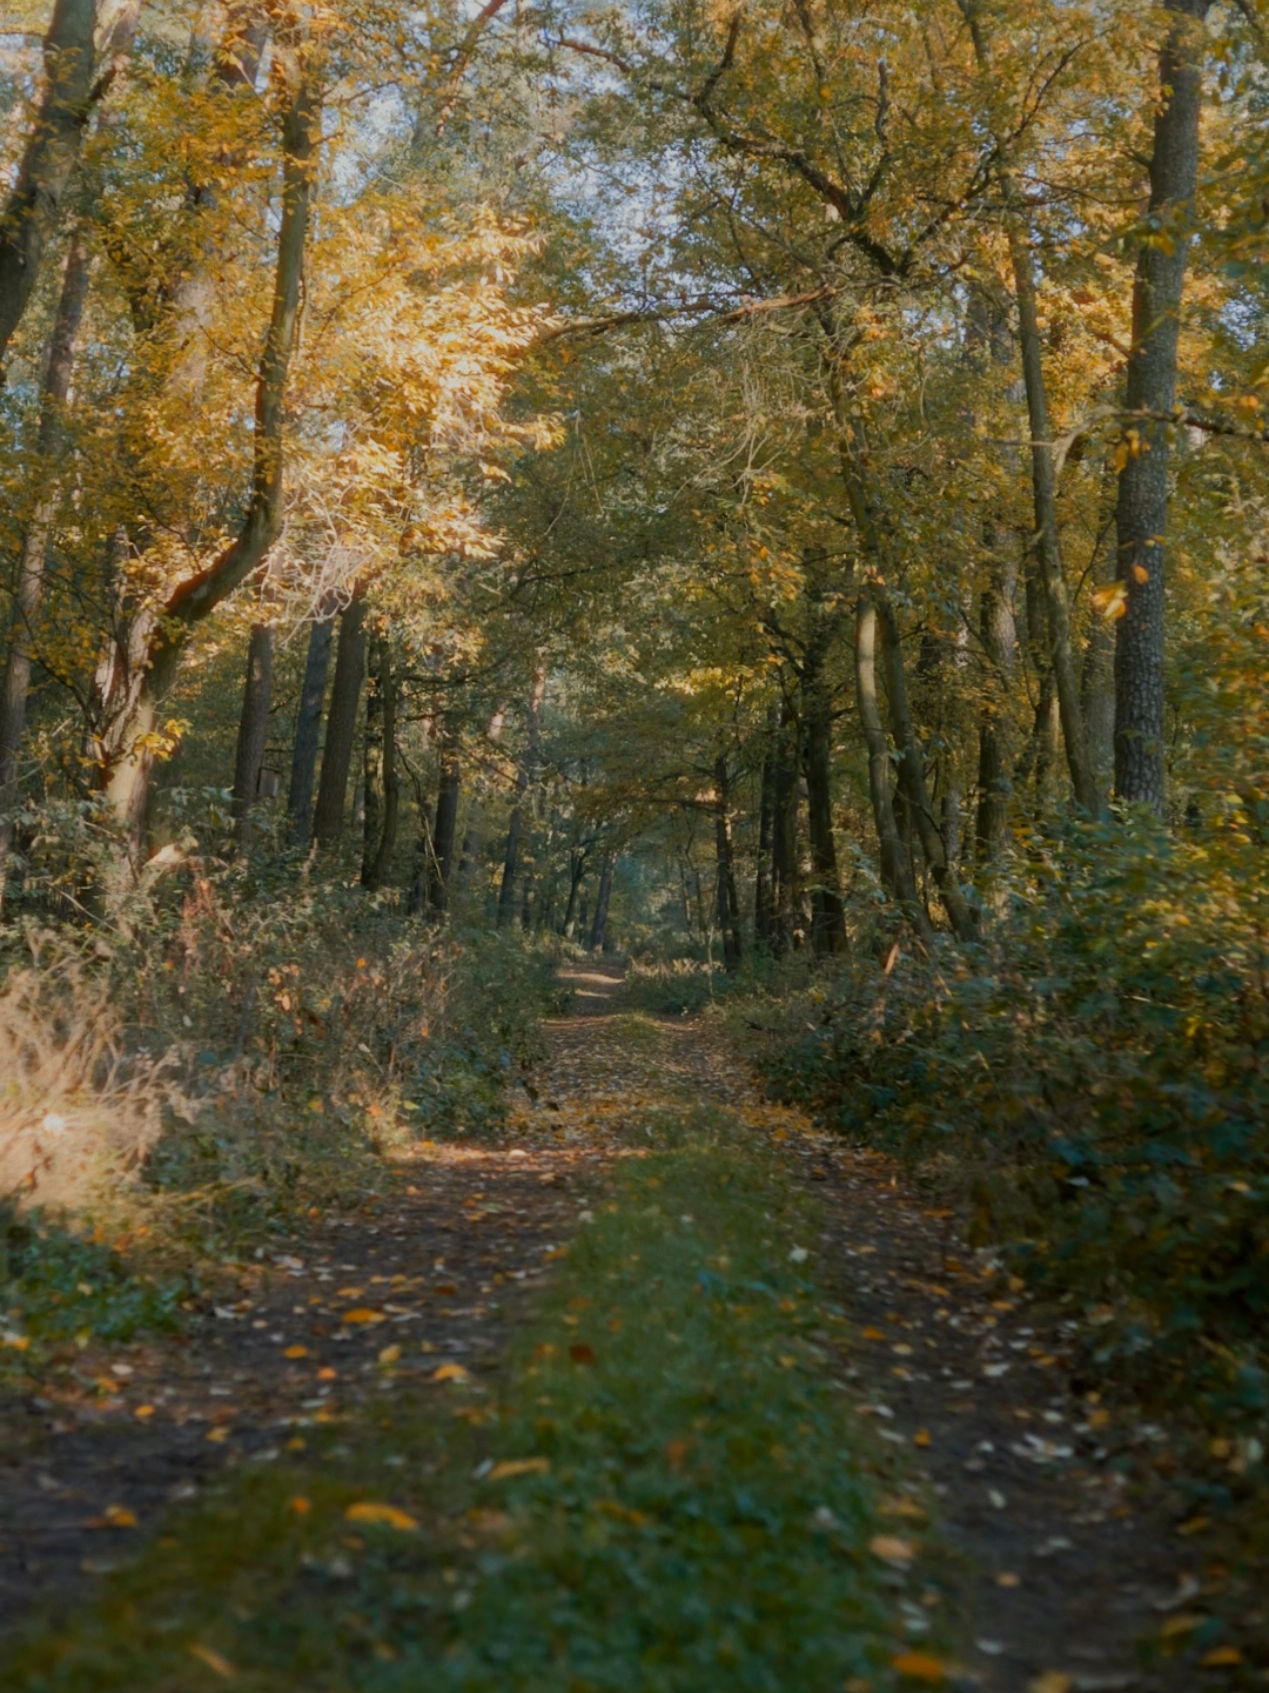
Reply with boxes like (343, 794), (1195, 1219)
(345, 1502), (418, 1531)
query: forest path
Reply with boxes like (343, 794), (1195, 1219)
(523, 969), (1215, 1693)
(3, 962), (1227, 1691)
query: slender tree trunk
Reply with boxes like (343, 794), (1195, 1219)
(369, 647), (399, 889)
(1113, 0), (1212, 810)
(231, 623), (273, 849)
(498, 664), (545, 926)
(1006, 223), (1099, 814)
(974, 554), (1018, 861)
(0, 227), (90, 897)
(856, 590), (930, 938)
(770, 703), (800, 955)
(754, 710), (776, 949)
(589, 852), (614, 952)
(561, 851), (587, 937)
(713, 755), (743, 971)
(801, 664), (847, 956)
(361, 627), (385, 883)
(92, 67), (318, 861)
(875, 588), (978, 941)
(0, 0), (112, 367)
(287, 596), (335, 844)
(313, 587), (367, 846)
(427, 750), (461, 915)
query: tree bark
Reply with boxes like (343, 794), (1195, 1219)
(1113, 0), (1212, 810)
(0, 0), (122, 367)
(0, 227), (90, 895)
(856, 589), (929, 937)
(770, 702), (800, 955)
(361, 626), (385, 882)
(753, 708), (776, 949)
(875, 587), (979, 942)
(91, 67), (319, 861)
(561, 849), (588, 938)
(589, 852), (614, 952)
(287, 597), (335, 845)
(369, 645), (399, 889)
(1006, 222), (1099, 814)
(974, 553), (1018, 861)
(231, 622), (273, 849)
(801, 651), (847, 956)
(313, 586), (367, 847)
(427, 748), (461, 915)
(713, 755), (743, 971)
(498, 664), (545, 927)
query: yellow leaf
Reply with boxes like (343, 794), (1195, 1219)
(892, 1650), (948, 1683)
(342, 1307), (386, 1325)
(486, 1457), (550, 1481)
(206, 1426), (230, 1443)
(104, 1505), (137, 1527)
(378, 1344), (402, 1365)
(345, 1502), (419, 1531)
(1160, 1613), (1201, 1638)
(1202, 1647), (1243, 1667)
(913, 1428), (931, 1447)
(288, 1496), (311, 1515)
(134, 1404), (155, 1419)
(189, 1643), (236, 1679)
(283, 1345), (309, 1359)
(431, 1362), (469, 1383)
(2, 1333), (30, 1350)
(868, 1534), (915, 1565)
(1027, 1677), (1071, 1693)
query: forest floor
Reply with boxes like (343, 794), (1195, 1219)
(2, 963), (1260, 1691)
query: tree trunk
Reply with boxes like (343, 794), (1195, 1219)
(1007, 222), (1099, 814)
(589, 852), (614, 952)
(856, 590), (929, 938)
(770, 703), (800, 955)
(0, 0), (112, 367)
(561, 850), (587, 937)
(361, 627), (385, 883)
(0, 227), (90, 897)
(875, 588), (978, 942)
(713, 755), (743, 971)
(91, 68), (319, 862)
(801, 663), (847, 956)
(287, 597), (335, 845)
(753, 710), (776, 949)
(974, 554), (1018, 862)
(231, 623), (273, 849)
(313, 587), (367, 847)
(498, 664), (545, 927)
(1113, 0), (1212, 811)
(369, 645), (399, 890)
(427, 751), (461, 915)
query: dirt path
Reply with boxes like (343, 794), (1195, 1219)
(3, 964), (1247, 1691)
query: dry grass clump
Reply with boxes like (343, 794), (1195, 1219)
(0, 956), (188, 1211)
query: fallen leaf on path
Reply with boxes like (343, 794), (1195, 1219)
(862, 1327), (886, 1341)
(378, 1344), (402, 1365)
(868, 1534), (915, 1566)
(134, 1404), (154, 1419)
(1159, 1614), (1200, 1639)
(892, 1650), (948, 1682)
(284, 1345), (309, 1359)
(1027, 1676), (1071, 1693)
(913, 1428), (931, 1447)
(1201, 1647), (1242, 1667)
(486, 1458), (550, 1481)
(345, 1502), (418, 1531)
(1176, 1515), (1209, 1536)
(342, 1308), (386, 1325)
(997, 1571), (1020, 1587)
(189, 1643), (236, 1679)
(431, 1363), (469, 1383)
(206, 1427), (230, 1443)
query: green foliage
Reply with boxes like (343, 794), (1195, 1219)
(0, 1202), (184, 1378)
(749, 821), (1269, 1432)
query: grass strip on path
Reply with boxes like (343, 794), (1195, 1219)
(11, 1104), (938, 1693)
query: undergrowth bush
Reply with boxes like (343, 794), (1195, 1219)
(1, 844), (556, 1364)
(744, 816), (1269, 1439)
